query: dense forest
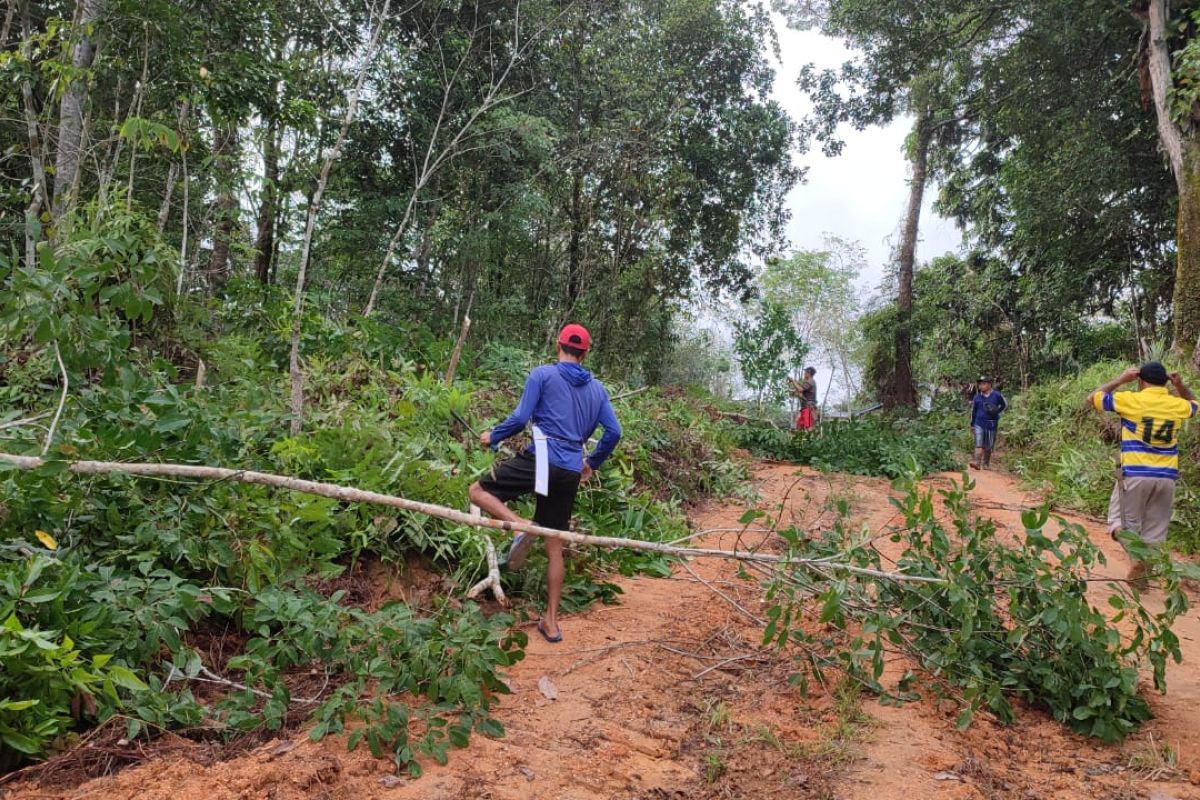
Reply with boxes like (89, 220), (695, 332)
(2, 0), (797, 384)
(4, 0), (1200, 793)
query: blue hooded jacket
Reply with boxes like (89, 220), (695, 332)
(970, 389), (1007, 431)
(490, 362), (622, 472)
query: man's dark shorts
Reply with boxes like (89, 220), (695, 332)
(477, 451), (581, 530)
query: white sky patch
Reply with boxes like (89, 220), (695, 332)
(771, 22), (963, 295)
(692, 20), (965, 408)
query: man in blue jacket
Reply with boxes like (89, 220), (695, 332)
(468, 323), (622, 643)
(969, 375), (1007, 470)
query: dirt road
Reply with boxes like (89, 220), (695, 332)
(6, 464), (1200, 800)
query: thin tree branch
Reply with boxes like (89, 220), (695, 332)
(0, 411), (51, 431)
(41, 343), (68, 456)
(0, 452), (945, 584)
(465, 504), (508, 606)
(192, 666), (324, 705)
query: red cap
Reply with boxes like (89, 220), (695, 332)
(558, 323), (591, 352)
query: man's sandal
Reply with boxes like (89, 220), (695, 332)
(537, 619), (563, 643)
(502, 532), (534, 570)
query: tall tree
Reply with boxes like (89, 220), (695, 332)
(288, 0), (392, 434)
(254, 114), (280, 284)
(206, 120), (239, 288)
(788, 0), (1184, 390)
(51, 0), (103, 223)
(760, 236), (864, 403)
(890, 106), (931, 408)
(1140, 1), (1200, 353)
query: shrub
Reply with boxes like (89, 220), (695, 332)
(0, 551), (150, 765)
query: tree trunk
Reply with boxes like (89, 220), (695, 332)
(1, 0), (16, 47)
(364, 190), (417, 316)
(51, 0), (103, 223)
(890, 110), (931, 409)
(207, 121), (239, 290)
(413, 218), (434, 299)
(289, 0), (392, 435)
(1144, 0), (1185, 180)
(254, 116), (280, 284)
(19, 0), (47, 268)
(1143, 0), (1200, 354)
(1177, 146), (1200, 362)
(444, 294), (473, 386)
(566, 170), (584, 303)
(0, 453), (937, 583)
(157, 100), (190, 234)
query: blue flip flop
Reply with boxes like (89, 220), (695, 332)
(502, 532), (533, 570)
(537, 619), (563, 643)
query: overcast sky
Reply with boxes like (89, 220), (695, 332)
(770, 21), (963, 296)
(690, 19), (965, 406)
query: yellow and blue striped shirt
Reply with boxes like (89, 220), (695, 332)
(1093, 385), (1197, 480)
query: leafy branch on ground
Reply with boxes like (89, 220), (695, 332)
(732, 403), (965, 478)
(761, 463), (1196, 743)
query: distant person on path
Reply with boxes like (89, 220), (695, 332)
(468, 323), (622, 644)
(1090, 362), (1196, 586)
(969, 375), (1007, 470)
(789, 367), (818, 431)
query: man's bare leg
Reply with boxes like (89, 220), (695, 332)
(468, 481), (522, 524)
(470, 482), (564, 638)
(468, 481), (536, 566)
(543, 538), (564, 638)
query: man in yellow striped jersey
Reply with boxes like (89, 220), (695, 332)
(1089, 362), (1197, 585)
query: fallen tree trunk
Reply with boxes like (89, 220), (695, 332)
(0, 452), (939, 583)
(715, 410), (782, 428)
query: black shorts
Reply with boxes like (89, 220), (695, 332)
(477, 452), (581, 531)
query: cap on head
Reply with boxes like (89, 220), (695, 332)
(1138, 361), (1169, 386)
(978, 375), (993, 384)
(558, 323), (591, 352)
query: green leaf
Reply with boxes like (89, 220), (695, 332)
(107, 665), (149, 692)
(448, 726), (470, 748)
(0, 699), (38, 712)
(737, 509), (762, 525)
(476, 717), (504, 738)
(2, 731), (42, 754)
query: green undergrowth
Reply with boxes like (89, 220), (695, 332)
(0, 228), (748, 774)
(732, 402), (966, 478)
(763, 467), (1197, 743)
(1003, 361), (1200, 553)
